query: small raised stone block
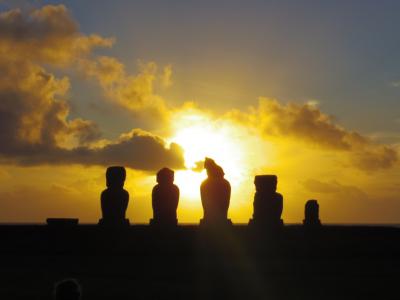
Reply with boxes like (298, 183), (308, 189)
(46, 218), (79, 227)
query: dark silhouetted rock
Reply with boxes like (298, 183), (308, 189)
(99, 166), (130, 226)
(150, 167), (179, 226)
(249, 175), (284, 227)
(200, 158), (232, 226)
(54, 278), (81, 300)
(303, 199), (321, 226)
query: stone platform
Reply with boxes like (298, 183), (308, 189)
(0, 224), (399, 299)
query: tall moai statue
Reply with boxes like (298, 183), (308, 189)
(99, 166), (130, 226)
(249, 175), (284, 227)
(200, 158), (232, 226)
(303, 199), (321, 227)
(150, 168), (179, 226)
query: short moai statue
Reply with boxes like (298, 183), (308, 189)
(99, 166), (130, 226)
(249, 175), (284, 227)
(200, 158), (232, 226)
(303, 199), (321, 226)
(150, 167), (179, 226)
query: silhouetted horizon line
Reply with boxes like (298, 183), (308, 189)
(0, 222), (400, 227)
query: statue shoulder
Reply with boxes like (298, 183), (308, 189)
(223, 178), (231, 188)
(122, 189), (129, 199)
(101, 188), (109, 198)
(200, 179), (208, 188)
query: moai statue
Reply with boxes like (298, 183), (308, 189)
(249, 175), (284, 227)
(200, 158), (232, 226)
(150, 168), (179, 226)
(99, 166), (130, 226)
(303, 199), (321, 226)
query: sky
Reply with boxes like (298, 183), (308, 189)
(0, 0), (399, 224)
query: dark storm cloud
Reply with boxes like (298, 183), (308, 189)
(7, 130), (184, 171)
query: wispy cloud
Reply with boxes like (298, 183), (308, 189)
(389, 81), (400, 87)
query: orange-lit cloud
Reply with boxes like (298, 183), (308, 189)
(303, 179), (367, 199)
(0, 5), (113, 65)
(227, 98), (398, 171)
(0, 5), (183, 171)
(79, 57), (170, 123)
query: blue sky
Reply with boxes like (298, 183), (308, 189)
(34, 1), (400, 135)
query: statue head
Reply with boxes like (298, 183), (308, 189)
(204, 157), (224, 178)
(305, 199), (319, 217)
(106, 166), (126, 188)
(156, 167), (175, 184)
(53, 278), (81, 300)
(254, 175), (277, 193)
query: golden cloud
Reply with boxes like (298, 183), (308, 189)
(227, 98), (398, 171)
(0, 5), (184, 171)
(303, 179), (367, 199)
(0, 5), (114, 66)
(79, 57), (171, 123)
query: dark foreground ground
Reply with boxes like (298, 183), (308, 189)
(0, 224), (399, 300)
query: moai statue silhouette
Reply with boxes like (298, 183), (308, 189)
(200, 158), (232, 226)
(249, 175), (284, 227)
(150, 167), (179, 226)
(303, 199), (321, 227)
(99, 166), (130, 226)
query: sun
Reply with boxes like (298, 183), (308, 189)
(170, 111), (247, 200)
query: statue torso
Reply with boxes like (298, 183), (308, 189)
(200, 178), (231, 221)
(253, 191), (283, 221)
(152, 184), (179, 220)
(101, 188), (129, 221)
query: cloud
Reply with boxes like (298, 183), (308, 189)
(0, 5), (184, 171)
(79, 57), (170, 122)
(160, 65), (173, 88)
(0, 4), (170, 119)
(0, 57), (184, 170)
(390, 81), (400, 87)
(306, 99), (320, 107)
(191, 160), (205, 172)
(9, 130), (184, 171)
(228, 98), (398, 171)
(0, 5), (114, 66)
(301, 179), (375, 221)
(302, 179), (368, 200)
(0, 4), (396, 174)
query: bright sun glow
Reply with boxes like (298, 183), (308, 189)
(170, 111), (248, 200)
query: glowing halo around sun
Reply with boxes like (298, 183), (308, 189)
(169, 110), (248, 201)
